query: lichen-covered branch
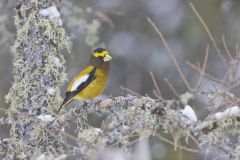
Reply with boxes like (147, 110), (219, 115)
(3, 0), (70, 158)
(50, 94), (240, 159)
(2, 91), (240, 160)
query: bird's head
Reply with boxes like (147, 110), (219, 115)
(90, 48), (112, 67)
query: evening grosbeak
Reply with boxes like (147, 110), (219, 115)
(57, 48), (112, 113)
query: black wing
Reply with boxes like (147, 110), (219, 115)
(57, 67), (96, 113)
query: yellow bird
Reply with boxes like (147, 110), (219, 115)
(57, 48), (112, 113)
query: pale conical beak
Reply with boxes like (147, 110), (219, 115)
(103, 54), (112, 62)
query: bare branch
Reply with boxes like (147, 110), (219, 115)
(222, 35), (234, 61)
(164, 78), (180, 99)
(149, 71), (163, 100)
(189, 2), (228, 66)
(155, 134), (199, 153)
(120, 85), (142, 97)
(186, 61), (226, 85)
(147, 17), (193, 92)
(196, 44), (209, 91)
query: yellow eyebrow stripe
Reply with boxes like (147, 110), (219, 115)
(93, 50), (108, 57)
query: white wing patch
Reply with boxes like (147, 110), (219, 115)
(70, 74), (90, 92)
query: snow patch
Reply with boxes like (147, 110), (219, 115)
(37, 114), (55, 123)
(214, 106), (240, 120)
(53, 57), (62, 67)
(55, 154), (67, 160)
(39, 6), (62, 26)
(47, 87), (55, 95)
(95, 128), (103, 134)
(36, 154), (46, 160)
(181, 105), (197, 122)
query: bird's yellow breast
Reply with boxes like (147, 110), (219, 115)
(67, 66), (109, 100)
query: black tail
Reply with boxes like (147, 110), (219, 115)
(57, 93), (73, 113)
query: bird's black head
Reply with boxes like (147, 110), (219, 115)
(90, 48), (112, 67)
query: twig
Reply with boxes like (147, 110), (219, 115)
(187, 133), (200, 147)
(221, 66), (231, 83)
(186, 61), (226, 85)
(149, 71), (163, 100)
(120, 85), (142, 97)
(231, 46), (240, 79)
(164, 78), (180, 99)
(188, 2), (227, 66)
(156, 134), (199, 153)
(147, 17), (193, 92)
(196, 44), (209, 91)
(108, 134), (139, 148)
(222, 35), (233, 61)
(227, 81), (240, 91)
(153, 90), (162, 100)
(96, 11), (114, 28)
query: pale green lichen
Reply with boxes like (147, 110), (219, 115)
(159, 110), (191, 146)
(3, 0), (70, 158)
(200, 116), (240, 144)
(107, 97), (157, 136)
(6, 0), (69, 111)
(78, 128), (101, 145)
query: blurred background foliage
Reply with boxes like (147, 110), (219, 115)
(0, 0), (240, 159)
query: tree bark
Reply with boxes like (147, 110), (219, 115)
(4, 0), (69, 158)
